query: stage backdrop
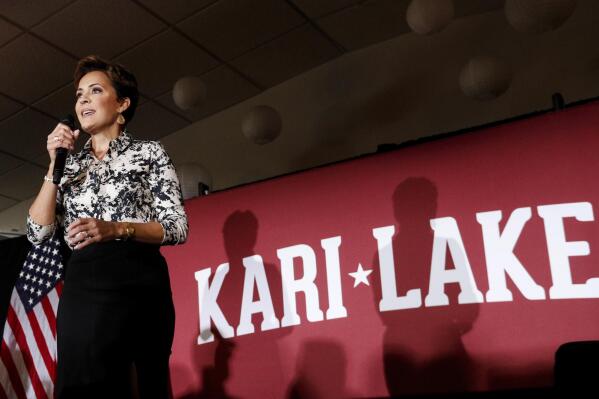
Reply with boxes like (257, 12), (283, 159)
(162, 101), (599, 398)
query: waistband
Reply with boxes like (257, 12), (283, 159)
(69, 240), (162, 263)
(65, 240), (169, 294)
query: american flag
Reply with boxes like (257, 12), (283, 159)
(0, 236), (64, 399)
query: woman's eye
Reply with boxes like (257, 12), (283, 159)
(92, 87), (102, 94)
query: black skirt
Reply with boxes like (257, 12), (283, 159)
(55, 240), (175, 399)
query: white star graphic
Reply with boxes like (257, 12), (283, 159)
(349, 263), (373, 288)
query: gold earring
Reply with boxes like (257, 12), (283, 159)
(117, 113), (126, 125)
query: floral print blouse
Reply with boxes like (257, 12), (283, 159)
(26, 131), (188, 248)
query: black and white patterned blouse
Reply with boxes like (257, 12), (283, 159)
(27, 131), (188, 248)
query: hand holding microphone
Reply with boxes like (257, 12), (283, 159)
(47, 114), (80, 184)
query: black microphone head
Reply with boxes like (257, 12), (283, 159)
(60, 114), (75, 130)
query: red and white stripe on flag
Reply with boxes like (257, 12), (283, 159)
(0, 237), (64, 399)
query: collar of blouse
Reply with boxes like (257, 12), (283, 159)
(81, 130), (133, 162)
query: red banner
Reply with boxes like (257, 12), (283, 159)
(163, 102), (599, 398)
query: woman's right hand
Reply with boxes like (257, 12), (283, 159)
(46, 122), (80, 163)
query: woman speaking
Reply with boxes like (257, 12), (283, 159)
(27, 55), (188, 398)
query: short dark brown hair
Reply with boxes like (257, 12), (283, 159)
(74, 55), (139, 125)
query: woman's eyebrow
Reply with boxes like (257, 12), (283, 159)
(76, 83), (102, 92)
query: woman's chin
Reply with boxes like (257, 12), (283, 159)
(80, 121), (119, 135)
(81, 123), (97, 134)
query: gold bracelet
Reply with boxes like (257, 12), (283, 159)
(123, 222), (135, 241)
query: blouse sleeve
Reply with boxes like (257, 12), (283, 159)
(147, 142), (188, 245)
(26, 163), (69, 245)
(26, 215), (57, 245)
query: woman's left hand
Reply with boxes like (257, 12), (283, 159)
(67, 218), (118, 250)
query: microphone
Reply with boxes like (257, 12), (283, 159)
(52, 115), (76, 185)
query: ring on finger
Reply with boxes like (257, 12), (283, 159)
(53, 136), (60, 142)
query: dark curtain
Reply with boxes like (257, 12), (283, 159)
(0, 235), (31, 328)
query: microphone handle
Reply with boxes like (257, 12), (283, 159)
(52, 148), (68, 185)
(52, 115), (75, 185)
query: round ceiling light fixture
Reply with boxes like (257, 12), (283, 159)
(505, 0), (577, 33)
(406, 0), (454, 35)
(459, 56), (512, 100)
(173, 76), (207, 111)
(241, 105), (282, 145)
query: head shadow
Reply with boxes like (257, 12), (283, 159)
(371, 177), (481, 396)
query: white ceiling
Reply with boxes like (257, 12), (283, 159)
(0, 0), (506, 213)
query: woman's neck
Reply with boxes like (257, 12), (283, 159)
(91, 125), (121, 159)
